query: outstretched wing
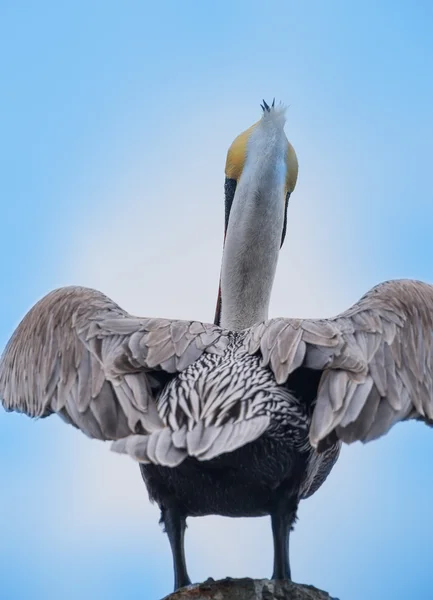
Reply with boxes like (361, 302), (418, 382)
(0, 286), (229, 442)
(246, 279), (433, 449)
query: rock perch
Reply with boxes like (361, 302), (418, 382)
(161, 578), (339, 600)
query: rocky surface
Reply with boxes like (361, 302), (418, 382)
(161, 578), (340, 600)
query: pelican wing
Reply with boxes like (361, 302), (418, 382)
(246, 279), (433, 448)
(0, 286), (229, 441)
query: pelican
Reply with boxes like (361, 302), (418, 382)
(2, 102), (433, 592)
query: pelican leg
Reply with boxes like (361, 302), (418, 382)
(270, 497), (298, 580)
(161, 505), (191, 591)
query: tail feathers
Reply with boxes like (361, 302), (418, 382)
(111, 415), (270, 466)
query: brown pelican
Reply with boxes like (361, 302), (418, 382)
(1, 102), (433, 592)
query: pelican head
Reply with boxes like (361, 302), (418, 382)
(223, 100), (298, 245)
(215, 100), (298, 331)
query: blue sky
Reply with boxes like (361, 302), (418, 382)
(1, 2), (433, 599)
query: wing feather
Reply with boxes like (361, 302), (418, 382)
(247, 279), (433, 448)
(0, 286), (229, 442)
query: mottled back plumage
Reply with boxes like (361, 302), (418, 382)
(112, 337), (317, 468)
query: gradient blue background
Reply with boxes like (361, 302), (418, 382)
(1, 2), (433, 599)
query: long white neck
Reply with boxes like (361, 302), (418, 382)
(219, 118), (288, 331)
